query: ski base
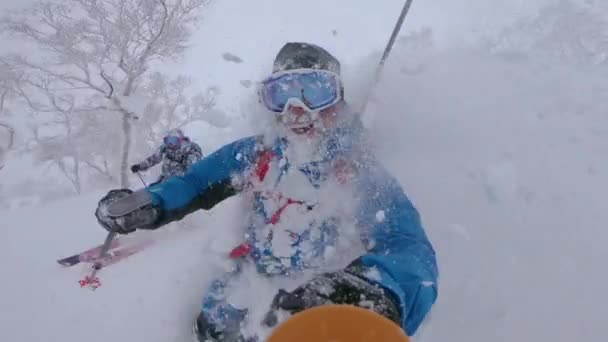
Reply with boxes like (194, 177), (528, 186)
(57, 239), (121, 267)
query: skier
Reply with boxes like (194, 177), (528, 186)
(130, 128), (203, 185)
(95, 42), (438, 341)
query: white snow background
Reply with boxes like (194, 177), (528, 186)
(1, 0), (607, 342)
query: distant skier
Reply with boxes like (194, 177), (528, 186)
(130, 128), (203, 185)
(95, 42), (438, 341)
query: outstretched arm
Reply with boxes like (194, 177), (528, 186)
(147, 137), (258, 227)
(95, 136), (262, 233)
(137, 146), (164, 171)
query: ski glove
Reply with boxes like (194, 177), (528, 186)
(95, 188), (160, 234)
(130, 164), (141, 173)
(263, 260), (402, 327)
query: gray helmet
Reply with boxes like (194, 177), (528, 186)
(272, 42), (341, 75)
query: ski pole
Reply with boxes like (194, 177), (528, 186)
(136, 171), (148, 187)
(81, 172), (147, 289)
(360, 0), (415, 114)
(80, 231), (116, 290)
(81, 171), (146, 289)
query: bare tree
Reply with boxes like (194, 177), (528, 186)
(17, 80), (87, 193)
(0, 123), (14, 171)
(0, 62), (19, 171)
(135, 72), (218, 146)
(0, 0), (211, 187)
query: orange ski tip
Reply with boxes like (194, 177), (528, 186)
(267, 304), (410, 342)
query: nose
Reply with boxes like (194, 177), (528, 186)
(287, 105), (307, 116)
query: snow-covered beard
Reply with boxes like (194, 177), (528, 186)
(282, 127), (324, 163)
(262, 117), (325, 161)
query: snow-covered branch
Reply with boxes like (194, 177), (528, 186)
(0, 62), (20, 171)
(132, 72), (219, 153)
(0, 123), (14, 146)
(0, 0), (212, 188)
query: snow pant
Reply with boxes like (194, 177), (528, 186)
(148, 175), (166, 187)
(195, 223), (339, 341)
(195, 266), (250, 342)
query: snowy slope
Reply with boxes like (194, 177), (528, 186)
(0, 191), (239, 342)
(368, 46), (608, 342)
(2, 1), (608, 342)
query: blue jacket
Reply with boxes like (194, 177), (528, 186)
(145, 122), (438, 335)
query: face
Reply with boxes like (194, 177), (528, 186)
(280, 101), (342, 136)
(260, 68), (344, 138)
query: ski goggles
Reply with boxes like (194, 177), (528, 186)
(163, 135), (181, 147)
(260, 69), (342, 113)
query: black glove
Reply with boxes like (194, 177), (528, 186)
(95, 188), (160, 234)
(263, 261), (402, 327)
(130, 164), (141, 173)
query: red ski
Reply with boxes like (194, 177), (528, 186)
(93, 239), (155, 268)
(57, 239), (121, 267)
(78, 238), (155, 290)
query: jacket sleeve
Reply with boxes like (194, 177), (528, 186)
(138, 146), (164, 171)
(353, 162), (439, 336)
(145, 136), (260, 228)
(185, 142), (203, 168)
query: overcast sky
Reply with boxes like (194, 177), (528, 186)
(174, 0), (555, 109)
(0, 0), (556, 110)
(0, 0), (554, 44)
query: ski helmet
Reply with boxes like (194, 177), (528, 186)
(165, 128), (185, 139)
(272, 42), (341, 75)
(272, 42), (344, 100)
(163, 128), (185, 147)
